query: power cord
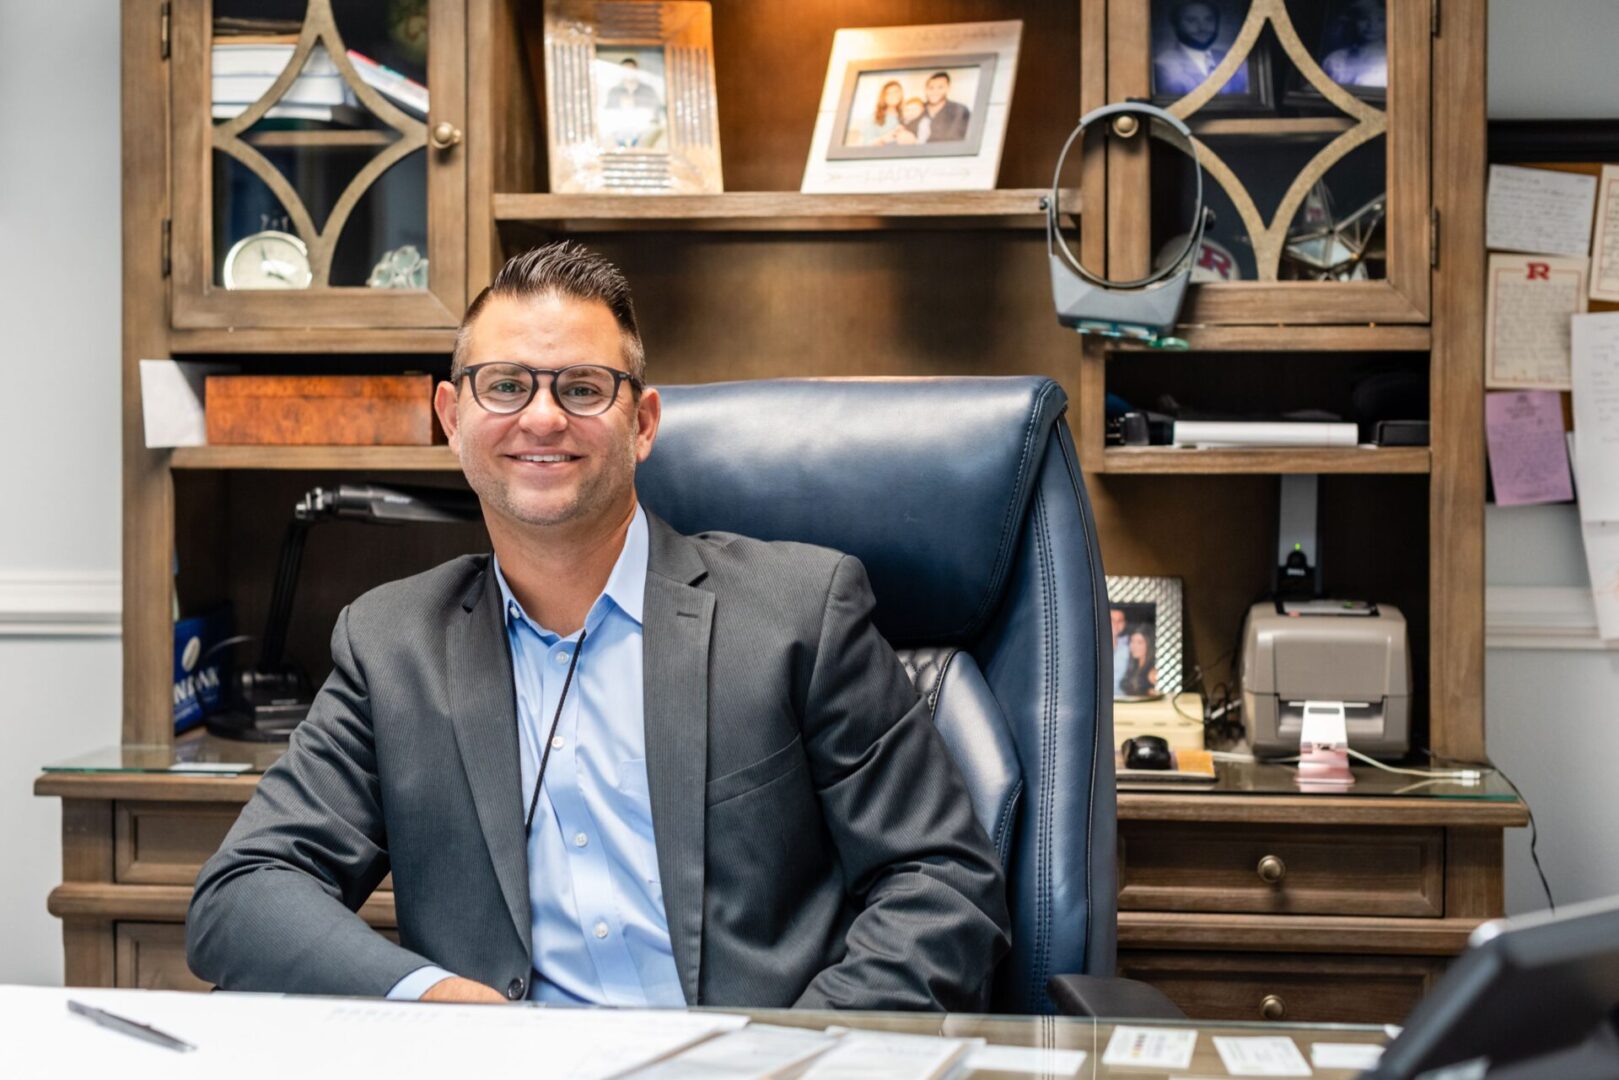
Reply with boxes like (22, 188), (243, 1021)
(1490, 762), (1556, 914)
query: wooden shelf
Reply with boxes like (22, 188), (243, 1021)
(169, 327), (457, 354)
(170, 445), (462, 471)
(1109, 325), (1432, 352)
(241, 129), (397, 148)
(492, 189), (1071, 232)
(1100, 446), (1430, 475)
(1188, 116), (1358, 138)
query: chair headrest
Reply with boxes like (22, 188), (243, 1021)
(636, 377), (1069, 643)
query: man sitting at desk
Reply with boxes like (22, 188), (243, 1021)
(186, 242), (1010, 1011)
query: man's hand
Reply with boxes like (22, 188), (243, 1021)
(420, 976), (510, 1004)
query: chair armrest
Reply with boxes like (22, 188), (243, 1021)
(1046, 974), (1188, 1019)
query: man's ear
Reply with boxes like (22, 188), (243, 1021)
(434, 379), (462, 453)
(634, 386), (661, 463)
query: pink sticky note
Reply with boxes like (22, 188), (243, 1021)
(1486, 391), (1574, 505)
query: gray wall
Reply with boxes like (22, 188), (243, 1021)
(0, 3), (123, 986)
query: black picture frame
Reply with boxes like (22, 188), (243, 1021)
(825, 53), (998, 162)
(1149, 0), (1274, 116)
(1284, 0), (1389, 109)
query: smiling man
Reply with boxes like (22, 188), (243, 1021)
(186, 242), (1010, 1011)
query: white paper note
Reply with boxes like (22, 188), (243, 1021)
(1101, 1025), (1198, 1070)
(799, 1031), (975, 1080)
(1310, 1042), (1385, 1070)
(1212, 1035), (1312, 1076)
(1487, 164), (1597, 256)
(1568, 433), (1619, 641)
(1487, 254), (1589, 389)
(1589, 165), (1619, 301)
(964, 1044), (1087, 1076)
(139, 359), (231, 447)
(625, 1024), (839, 1079)
(1572, 312), (1619, 520)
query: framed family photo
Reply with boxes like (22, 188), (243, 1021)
(1286, 0), (1389, 107)
(1105, 576), (1185, 702)
(802, 21), (1021, 194)
(543, 0), (724, 194)
(1150, 0), (1272, 114)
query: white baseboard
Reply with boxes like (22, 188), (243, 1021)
(0, 571), (121, 638)
(1486, 585), (1617, 650)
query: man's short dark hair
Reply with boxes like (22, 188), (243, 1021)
(620, 57), (639, 68)
(1171, 0), (1219, 22)
(928, 71), (950, 83)
(453, 242), (645, 381)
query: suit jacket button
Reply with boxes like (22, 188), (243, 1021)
(507, 977), (525, 1000)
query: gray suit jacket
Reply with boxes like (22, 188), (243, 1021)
(187, 513), (1010, 1010)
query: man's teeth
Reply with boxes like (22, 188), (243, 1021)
(517, 454), (573, 462)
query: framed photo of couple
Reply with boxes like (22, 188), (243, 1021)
(801, 21), (1022, 194)
(1105, 576), (1185, 703)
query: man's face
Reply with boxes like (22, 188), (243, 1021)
(925, 76), (950, 106)
(620, 61), (640, 89)
(1173, 3), (1220, 50)
(434, 293), (660, 538)
(1111, 609), (1126, 642)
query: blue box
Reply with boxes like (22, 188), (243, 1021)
(174, 606), (233, 734)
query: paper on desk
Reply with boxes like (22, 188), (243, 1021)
(1567, 433), (1619, 640)
(800, 1030), (976, 1080)
(1212, 1035), (1312, 1076)
(1485, 391), (1573, 505)
(1310, 1042), (1385, 1070)
(622, 1024), (839, 1079)
(1487, 254), (1589, 390)
(1101, 1025), (1197, 1070)
(963, 1043), (1087, 1077)
(1589, 166), (1619, 302)
(1572, 313), (1619, 521)
(2, 986), (749, 1080)
(139, 359), (231, 447)
(1487, 164), (1597, 257)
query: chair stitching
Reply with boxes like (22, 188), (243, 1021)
(995, 778), (1024, 866)
(1031, 489), (1057, 1010)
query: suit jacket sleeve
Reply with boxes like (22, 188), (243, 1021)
(186, 605), (434, 995)
(793, 555), (1012, 1011)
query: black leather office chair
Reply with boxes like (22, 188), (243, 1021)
(637, 375), (1181, 1017)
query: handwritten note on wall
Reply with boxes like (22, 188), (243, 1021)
(1589, 165), (1619, 302)
(1572, 313), (1619, 522)
(1485, 391), (1572, 506)
(1486, 254), (1589, 390)
(1486, 164), (1597, 257)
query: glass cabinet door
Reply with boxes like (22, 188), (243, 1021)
(1100, 0), (1431, 324)
(169, 0), (465, 328)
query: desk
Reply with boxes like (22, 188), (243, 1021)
(36, 739), (1525, 1023)
(6, 984), (1390, 1078)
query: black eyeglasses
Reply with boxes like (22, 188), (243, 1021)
(455, 362), (643, 417)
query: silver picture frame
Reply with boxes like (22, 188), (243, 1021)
(1105, 575), (1185, 700)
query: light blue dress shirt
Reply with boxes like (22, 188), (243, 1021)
(388, 506), (683, 1005)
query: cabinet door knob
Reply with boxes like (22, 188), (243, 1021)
(1260, 994), (1285, 1021)
(1111, 114), (1140, 139)
(1257, 854), (1287, 884)
(430, 122), (463, 151)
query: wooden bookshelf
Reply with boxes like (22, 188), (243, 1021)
(170, 446), (462, 471)
(1101, 446), (1431, 475)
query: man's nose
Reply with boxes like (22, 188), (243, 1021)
(514, 382), (569, 433)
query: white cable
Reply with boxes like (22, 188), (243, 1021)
(1342, 747), (1488, 783)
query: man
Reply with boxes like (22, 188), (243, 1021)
(1152, 0), (1249, 97)
(1321, 0), (1388, 88)
(187, 243), (1010, 1011)
(910, 71), (970, 144)
(604, 56), (660, 111)
(1110, 607), (1130, 699)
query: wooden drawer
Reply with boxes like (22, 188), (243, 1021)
(1119, 950), (1445, 1025)
(115, 922), (213, 991)
(1118, 822), (1444, 917)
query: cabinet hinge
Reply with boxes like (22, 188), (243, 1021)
(161, 218), (172, 277)
(160, 1), (171, 59)
(1430, 207), (1440, 268)
(1431, 0), (1440, 36)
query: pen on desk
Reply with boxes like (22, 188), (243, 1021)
(67, 999), (197, 1053)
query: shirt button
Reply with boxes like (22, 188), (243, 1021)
(506, 977), (525, 1000)
(593, 921), (609, 939)
(574, 832), (589, 848)
(556, 651), (571, 665)
(551, 735), (565, 750)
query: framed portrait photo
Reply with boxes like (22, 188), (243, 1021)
(802, 21), (1021, 194)
(1286, 0), (1388, 107)
(1150, 0), (1272, 114)
(1105, 576), (1185, 702)
(543, 0), (723, 194)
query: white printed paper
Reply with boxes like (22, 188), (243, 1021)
(1572, 313), (1619, 520)
(1486, 254), (1589, 389)
(1102, 1025), (1198, 1070)
(139, 359), (231, 447)
(964, 1044), (1087, 1076)
(1568, 433), (1619, 641)
(1310, 1042), (1385, 1070)
(1487, 164), (1597, 256)
(1212, 1035), (1312, 1076)
(800, 1031), (975, 1080)
(627, 1024), (839, 1079)
(1589, 165), (1619, 301)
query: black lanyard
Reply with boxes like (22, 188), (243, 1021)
(523, 627), (587, 837)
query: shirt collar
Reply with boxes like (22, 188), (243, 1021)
(491, 504), (649, 637)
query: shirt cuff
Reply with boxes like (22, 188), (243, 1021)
(386, 965), (456, 1001)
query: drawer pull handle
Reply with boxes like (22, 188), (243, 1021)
(1261, 994), (1285, 1021)
(1257, 855), (1287, 884)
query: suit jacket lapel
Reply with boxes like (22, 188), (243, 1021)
(642, 514), (713, 1004)
(446, 560), (533, 958)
